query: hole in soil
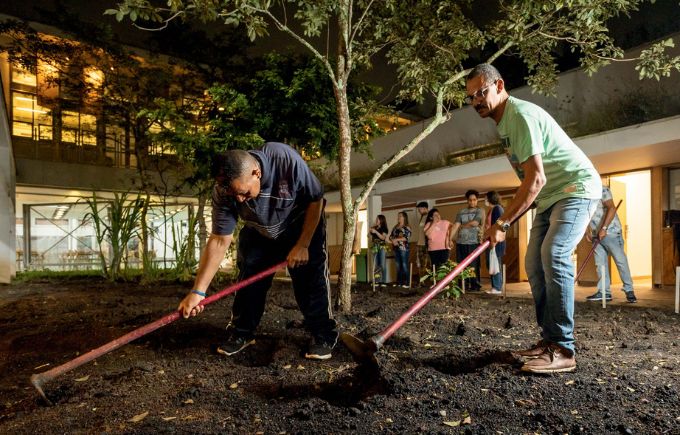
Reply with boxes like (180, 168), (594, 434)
(422, 350), (518, 375)
(247, 366), (391, 408)
(42, 383), (75, 406)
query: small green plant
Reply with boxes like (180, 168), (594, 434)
(170, 210), (199, 282)
(420, 259), (475, 298)
(84, 192), (145, 281)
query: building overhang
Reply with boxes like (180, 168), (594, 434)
(324, 114), (680, 212)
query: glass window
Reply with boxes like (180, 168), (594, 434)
(62, 110), (97, 145)
(11, 92), (52, 140)
(12, 122), (33, 138)
(81, 113), (97, 146)
(11, 64), (37, 88)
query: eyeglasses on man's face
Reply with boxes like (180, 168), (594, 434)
(464, 80), (497, 105)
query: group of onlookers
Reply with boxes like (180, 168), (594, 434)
(369, 189), (506, 293)
(369, 211), (411, 287)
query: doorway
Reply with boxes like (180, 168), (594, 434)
(609, 170), (652, 280)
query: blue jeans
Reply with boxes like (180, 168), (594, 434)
(394, 249), (410, 285)
(594, 231), (634, 296)
(373, 247), (387, 283)
(526, 198), (597, 354)
(486, 248), (504, 290)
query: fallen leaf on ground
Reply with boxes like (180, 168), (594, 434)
(75, 375), (90, 382)
(283, 365), (292, 369)
(462, 416), (472, 425)
(443, 421), (460, 427)
(162, 417), (177, 421)
(297, 365), (305, 370)
(514, 399), (536, 407)
(128, 411), (149, 423)
(183, 399), (194, 404)
(565, 380), (575, 385)
(571, 410), (579, 415)
(230, 383), (239, 389)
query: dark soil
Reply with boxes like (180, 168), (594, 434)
(1, 277), (679, 434)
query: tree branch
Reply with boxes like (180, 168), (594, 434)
(349, 0), (376, 46)
(443, 39), (514, 88)
(536, 31), (634, 62)
(354, 88), (448, 210)
(241, 6), (337, 83)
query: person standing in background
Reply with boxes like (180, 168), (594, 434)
(415, 202), (431, 283)
(423, 208), (452, 270)
(369, 215), (389, 287)
(484, 191), (506, 295)
(584, 185), (637, 303)
(389, 211), (412, 288)
(451, 190), (485, 291)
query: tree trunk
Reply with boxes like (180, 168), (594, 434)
(333, 83), (356, 312)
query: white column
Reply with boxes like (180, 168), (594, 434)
(366, 194), (382, 225)
(0, 86), (16, 284)
(675, 266), (679, 315)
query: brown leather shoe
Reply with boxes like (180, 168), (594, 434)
(521, 344), (576, 374)
(512, 339), (549, 360)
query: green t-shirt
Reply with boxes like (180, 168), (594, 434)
(497, 96), (601, 213)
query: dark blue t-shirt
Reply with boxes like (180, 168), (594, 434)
(211, 142), (324, 239)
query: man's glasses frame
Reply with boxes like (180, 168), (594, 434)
(464, 80), (497, 105)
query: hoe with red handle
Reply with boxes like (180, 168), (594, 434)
(30, 261), (287, 404)
(574, 199), (622, 283)
(341, 210), (529, 367)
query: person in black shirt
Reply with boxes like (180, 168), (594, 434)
(369, 214), (389, 286)
(178, 142), (338, 360)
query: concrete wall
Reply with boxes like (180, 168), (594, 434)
(0, 76), (15, 283)
(14, 158), (195, 197)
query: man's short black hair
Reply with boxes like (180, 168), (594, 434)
(466, 63), (502, 83)
(212, 149), (256, 185)
(416, 201), (429, 209)
(465, 189), (479, 199)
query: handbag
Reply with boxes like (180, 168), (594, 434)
(488, 246), (500, 275)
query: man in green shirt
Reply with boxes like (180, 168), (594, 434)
(467, 64), (601, 373)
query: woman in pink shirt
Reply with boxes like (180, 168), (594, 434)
(423, 208), (452, 270)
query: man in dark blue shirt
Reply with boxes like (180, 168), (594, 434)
(178, 142), (338, 360)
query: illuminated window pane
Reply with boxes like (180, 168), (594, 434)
(82, 130), (96, 146)
(35, 105), (52, 125)
(12, 122), (33, 138)
(62, 128), (77, 144)
(12, 65), (37, 87)
(12, 93), (36, 123)
(38, 125), (53, 141)
(62, 111), (79, 129)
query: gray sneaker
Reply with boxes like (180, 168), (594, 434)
(586, 292), (612, 302)
(625, 291), (637, 303)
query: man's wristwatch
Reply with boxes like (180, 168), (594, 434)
(496, 219), (511, 232)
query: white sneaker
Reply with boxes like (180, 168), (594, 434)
(485, 288), (502, 295)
